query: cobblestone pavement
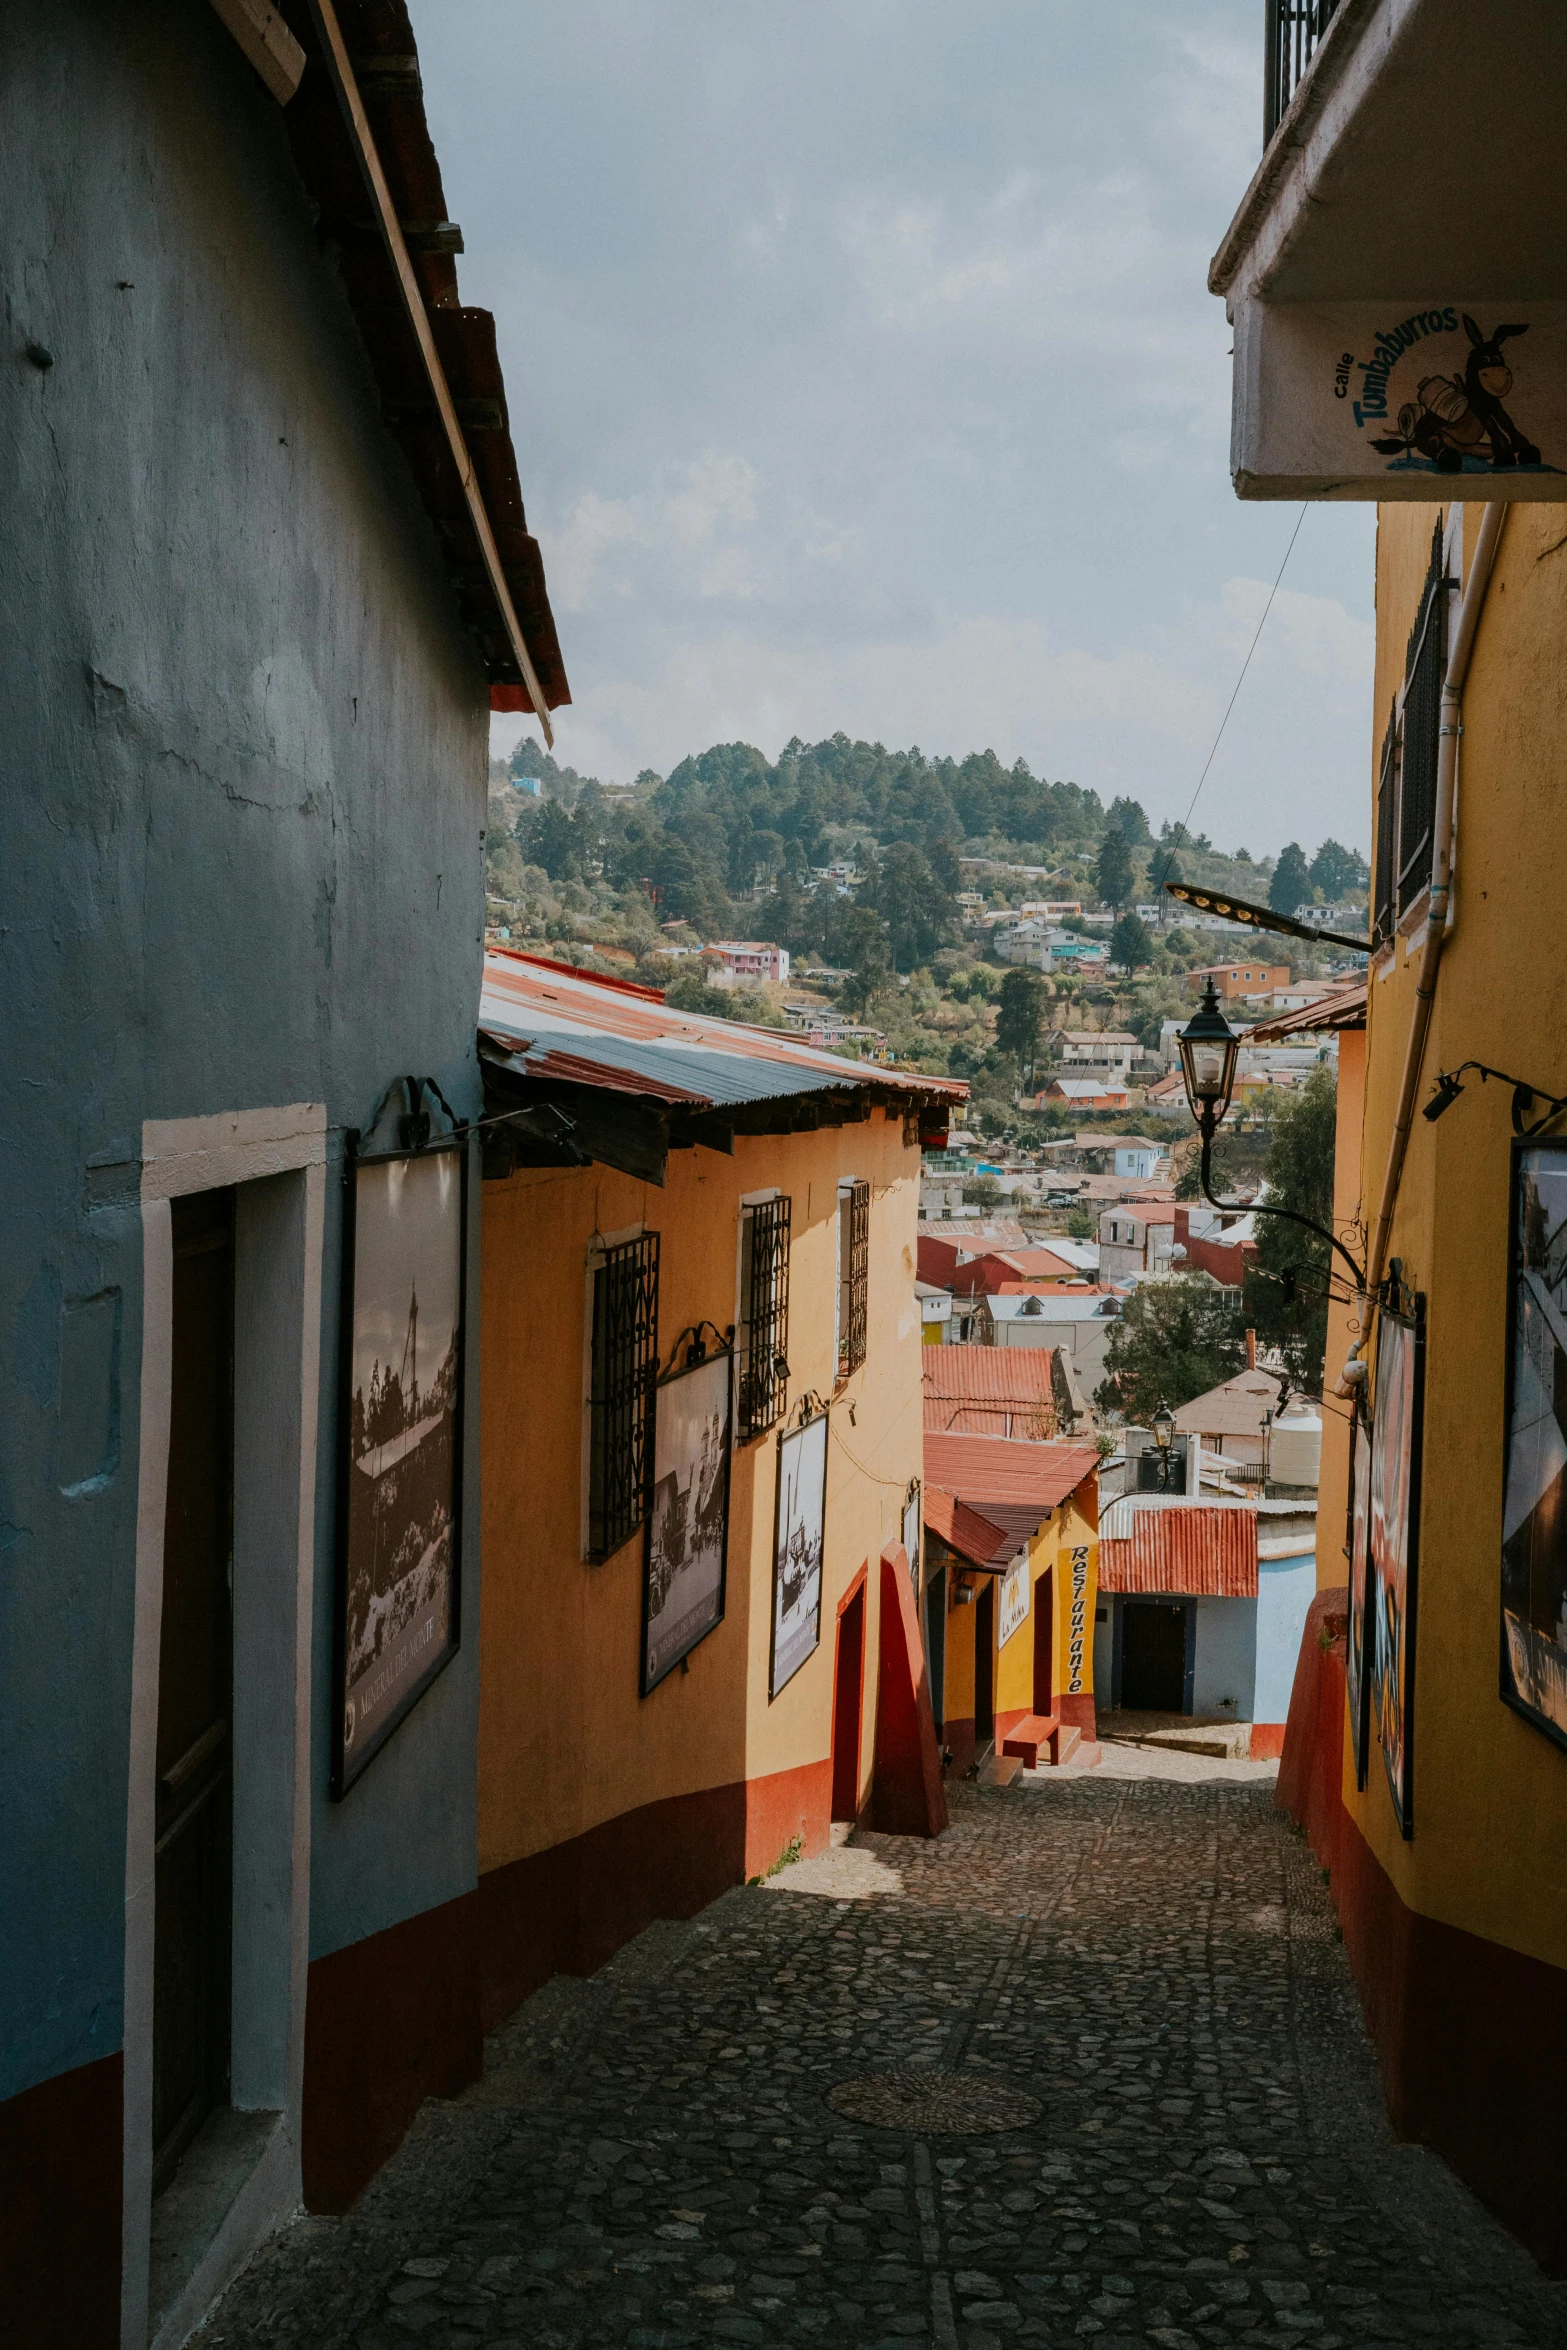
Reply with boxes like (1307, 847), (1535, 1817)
(198, 1768), (1567, 2350)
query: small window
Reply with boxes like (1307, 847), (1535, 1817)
(1396, 518), (1447, 920)
(587, 1232), (659, 1560)
(836, 1179), (870, 1380)
(737, 1196), (791, 1440)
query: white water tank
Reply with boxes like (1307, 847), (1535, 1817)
(1270, 1397), (1322, 1489)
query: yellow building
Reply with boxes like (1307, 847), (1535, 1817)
(475, 953), (960, 2025)
(921, 1430), (1101, 1776)
(1212, 0), (1567, 2269)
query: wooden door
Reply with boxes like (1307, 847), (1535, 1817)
(152, 1189), (235, 2195)
(1032, 1567), (1054, 1716)
(975, 1580), (995, 1749)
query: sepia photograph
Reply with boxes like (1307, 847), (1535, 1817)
(336, 1142), (465, 1791)
(1368, 1304), (1424, 1837)
(643, 1347), (731, 1693)
(770, 1409), (828, 1698)
(1502, 1143), (1567, 1750)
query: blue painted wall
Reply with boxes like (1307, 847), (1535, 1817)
(1256, 1550), (1317, 1724)
(1192, 1595), (1258, 1720)
(1, 0), (488, 2106)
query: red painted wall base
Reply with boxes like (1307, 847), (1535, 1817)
(1276, 1596), (1567, 2275)
(478, 1756), (833, 2035)
(1249, 1722), (1286, 1760)
(0, 2052), (122, 2348)
(302, 1890), (481, 2214)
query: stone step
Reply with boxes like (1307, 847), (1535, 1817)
(976, 1750), (1024, 1788)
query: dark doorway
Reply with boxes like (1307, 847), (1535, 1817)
(1120, 1601), (1188, 1712)
(924, 1567), (946, 1739)
(1032, 1568), (1054, 1716)
(975, 1579), (995, 1752)
(152, 1189), (235, 2198)
(830, 1585), (865, 1821)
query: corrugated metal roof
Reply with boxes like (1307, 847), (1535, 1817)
(480, 951), (966, 1111)
(923, 1486), (1015, 1572)
(1248, 979), (1367, 1041)
(923, 1432), (1100, 1515)
(923, 1348), (1058, 1440)
(1099, 1496), (1257, 1596)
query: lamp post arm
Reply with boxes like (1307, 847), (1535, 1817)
(1199, 1131), (1365, 1290)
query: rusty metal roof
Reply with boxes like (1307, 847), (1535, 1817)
(1098, 1496), (1258, 1596)
(923, 1432), (1100, 1519)
(923, 1350), (1058, 1440)
(480, 952), (966, 1113)
(275, 0), (568, 713)
(922, 1486), (1016, 1573)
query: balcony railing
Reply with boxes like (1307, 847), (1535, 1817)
(1264, 0), (1341, 146)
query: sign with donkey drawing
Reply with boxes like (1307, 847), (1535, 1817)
(334, 1136), (466, 1794)
(1229, 300), (1567, 500)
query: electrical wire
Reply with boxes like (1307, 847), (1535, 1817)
(1151, 505), (1309, 899)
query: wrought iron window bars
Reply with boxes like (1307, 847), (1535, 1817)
(588, 1232), (660, 1560)
(738, 1197), (791, 1441)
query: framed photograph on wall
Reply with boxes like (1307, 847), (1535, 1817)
(1346, 1410), (1373, 1790)
(1501, 1142), (1567, 1751)
(770, 1407), (828, 1698)
(1368, 1297), (1425, 1837)
(333, 1132), (467, 1795)
(642, 1343), (732, 1694)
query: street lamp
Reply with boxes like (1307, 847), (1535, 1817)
(1176, 981), (1366, 1289)
(1176, 979), (1241, 1141)
(1151, 1398), (1175, 1490)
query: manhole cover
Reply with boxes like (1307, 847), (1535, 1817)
(827, 2068), (1040, 2134)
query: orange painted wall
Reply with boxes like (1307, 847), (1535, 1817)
(478, 1106), (927, 1882)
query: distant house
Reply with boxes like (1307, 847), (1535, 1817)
(1174, 1206), (1258, 1287)
(1185, 961), (1291, 1001)
(974, 1289), (1124, 1391)
(706, 940), (790, 987)
(1049, 1028), (1139, 1075)
(1098, 1202), (1179, 1280)
(1041, 1078), (1131, 1111)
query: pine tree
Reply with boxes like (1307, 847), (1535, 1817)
(1096, 825), (1134, 909)
(1269, 841), (1312, 914)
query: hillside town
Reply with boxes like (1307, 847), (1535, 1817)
(6, 7), (1567, 2350)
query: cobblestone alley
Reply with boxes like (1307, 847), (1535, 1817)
(197, 1758), (1566, 2350)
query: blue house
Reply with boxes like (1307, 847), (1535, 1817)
(1, 8), (566, 2343)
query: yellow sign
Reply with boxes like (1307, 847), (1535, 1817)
(998, 1550), (1031, 1647)
(1058, 1540), (1099, 1696)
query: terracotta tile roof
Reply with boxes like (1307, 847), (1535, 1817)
(1098, 1497), (1258, 1596)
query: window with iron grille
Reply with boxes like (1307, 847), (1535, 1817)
(1396, 518), (1447, 920)
(587, 1232), (660, 1560)
(1373, 699), (1398, 948)
(737, 1196), (790, 1440)
(837, 1179), (870, 1380)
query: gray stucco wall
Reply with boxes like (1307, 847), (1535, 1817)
(1, 0), (491, 2103)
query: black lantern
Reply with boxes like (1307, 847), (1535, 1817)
(1151, 1398), (1175, 1490)
(1177, 979), (1241, 1139)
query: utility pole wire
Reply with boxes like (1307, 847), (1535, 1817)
(1151, 504), (1309, 899)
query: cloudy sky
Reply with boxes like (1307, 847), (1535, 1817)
(415, 2), (1377, 858)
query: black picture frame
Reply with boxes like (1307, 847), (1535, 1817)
(641, 1344), (732, 1695)
(1367, 1297), (1425, 1838)
(1500, 1140), (1567, 1754)
(1346, 1407), (1373, 1790)
(769, 1407), (829, 1699)
(332, 1128), (468, 1797)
